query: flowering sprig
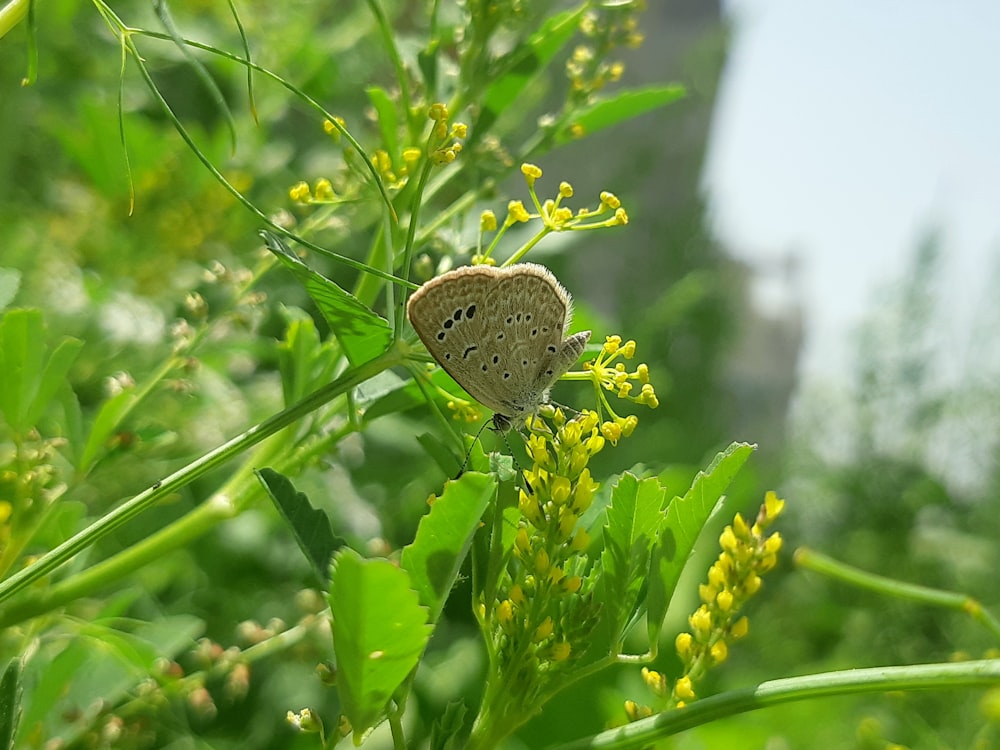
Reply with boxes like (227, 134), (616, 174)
(473, 163), (628, 266)
(575, 334), (659, 445)
(625, 492), (786, 720)
(289, 104), (467, 205)
(473, 407), (620, 743)
(567, 5), (644, 105)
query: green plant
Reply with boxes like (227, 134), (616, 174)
(0, 2), (997, 748)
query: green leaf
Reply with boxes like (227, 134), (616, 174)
(0, 309), (82, 435)
(257, 468), (344, 585)
(598, 473), (668, 645)
(555, 84), (687, 144)
(366, 86), (400, 166)
(77, 388), (139, 474)
(429, 700), (467, 750)
(0, 659), (21, 750)
(474, 7), (586, 138)
(328, 549), (432, 741)
(400, 472), (495, 623)
(26, 337), (83, 427)
(263, 232), (392, 367)
(645, 442), (756, 646)
(0, 309), (44, 433)
(276, 311), (323, 406)
(0, 269), (20, 311)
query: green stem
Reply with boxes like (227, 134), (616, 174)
(0, 0), (28, 39)
(795, 547), (1000, 642)
(548, 660), (1000, 750)
(0, 345), (406, 607)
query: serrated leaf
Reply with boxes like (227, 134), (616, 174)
(264, 233), (392, 367)
(0, 659), (22, 750)
(645, 442), (756, 645)
(474, 7), (585, 138)
(429, 700), (467, 750)
(257, 468), (343, 585)
(400, 472), (495, 624)
(598, 473), (667, 645)
(328, 549), (432, 740)
(555, 84), (686, 144)
(0, 269), (20, 312)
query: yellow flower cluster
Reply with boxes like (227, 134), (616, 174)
(584, 335), (658, 445)
(568, 6), (644, 100)
(288, 178), (338, 205)
(474, 164), (629, 267)
(627, 492), (785, 719)
(481, 406), (639, 718)
(427, 103), (467, 166)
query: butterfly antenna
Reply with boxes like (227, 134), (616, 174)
(453, 419), (494, 480)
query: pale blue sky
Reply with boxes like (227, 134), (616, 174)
(703, 1), (1000, 380)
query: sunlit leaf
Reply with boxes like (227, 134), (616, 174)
(257, 468), (344, 585)
(598, 472), (667, 645)
(400, 471), (495, 623)
(264, 232), (392, 366)
(645, 442), (756, 645)
(555, 84), (687, 144)
(328, 550), (432, 740)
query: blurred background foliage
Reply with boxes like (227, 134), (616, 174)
(0, 0), (997, 747)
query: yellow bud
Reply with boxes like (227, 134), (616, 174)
(600, 421), (622, 444)
(497, 599), (513, 626)
(743, 574), (762, 596)
(708, 563), (726, 588)
(615, 207), (629, 225)
(637, 363), (649, 383)
(480, 210), (498, 232)
(673, 676), (696, 702)
(604, 334), (622, 353)
(509, 584), (525, 606)
(733, 513), (750, 538)
(621, 415), (638, 436)
(313, 178), (335, 201)
(553, 206), (573, 224)
(534, 548), (550, 575)
(402, 147), (422, 163)
(507, 200), (530, 223)
(521, 163), (543, 184)
(764, 532), (783, 555)
(585, 434), (606, 455)
(550, 641), (572, 661)
(698, 583), (717, 605)
(289, 182), (311, 202)
(622, 340), (637, 358)
(559, 181), (574, 198)
(731, 616), (749, 639)
(551, 476), (572, 505)
(675, 631), (693, 660)
(689, 605), (712, 636)
(451, 122), (468, 139)
(571, 528), (591, 552)
(515, 526), (531, 556)
(600, 191), (621, 209)
(641, 667), (668, 696)
(710, 640), (729, 664)
(533, 616), (554, 642)
(716, 590), (734, 612)
(428, 102), (448, 121)
(764, 490), (786, 520)
(719, 526), (738, 553)
(562, 575), (582, 594)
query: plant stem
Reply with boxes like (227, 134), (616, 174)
(0, 345), (406, 608)
(548, 659), (1000, 750)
